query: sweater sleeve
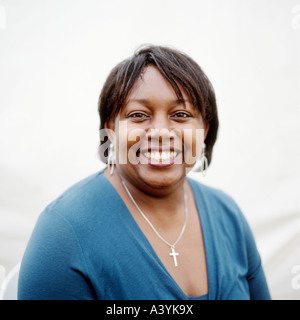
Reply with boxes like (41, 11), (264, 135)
(240, 214), (271, 300)
(18, 209), (97, 300)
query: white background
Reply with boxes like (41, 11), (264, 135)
(0, 0), (299, 299)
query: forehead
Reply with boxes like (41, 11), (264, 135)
(125, 66), (190, 103)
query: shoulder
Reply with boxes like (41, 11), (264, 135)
(187, 176), (243, 221)
(47, 170), (106, 207)
(187, 176), (255, 250)
(23, 170), (116, 266)
(43, 170), (111, 223)
(187, 176), (260, 260)
(30, 170), (121, 245)
(18, 173), (104, 299)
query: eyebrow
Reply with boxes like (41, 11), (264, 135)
(126, 98), (191, 106)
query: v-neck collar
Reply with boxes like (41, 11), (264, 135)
(101, 171), (211, 300)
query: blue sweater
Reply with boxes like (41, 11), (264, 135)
(18, 171), (271, 300)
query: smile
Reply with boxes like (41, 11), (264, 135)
(137, 147), (182, 167)
(142, 151), (178, 162)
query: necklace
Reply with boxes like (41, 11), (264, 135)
(120, 179), (188, 267)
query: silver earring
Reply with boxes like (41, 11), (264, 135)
(193, 143), (208, 177)
(107, 143), (115, 175)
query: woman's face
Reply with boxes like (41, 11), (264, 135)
(106, 66), (208, 194)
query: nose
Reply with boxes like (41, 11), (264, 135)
(146, 114), (175, 144)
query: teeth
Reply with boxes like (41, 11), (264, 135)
(143, 151), (178, 161)
(161, 152), (168, 160)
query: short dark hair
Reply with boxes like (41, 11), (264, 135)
(98, 45), (219, 166)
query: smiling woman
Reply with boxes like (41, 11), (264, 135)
(18, 45), (271, 300)
(99, 45), (218, 168)
(105, 65), (208, 192)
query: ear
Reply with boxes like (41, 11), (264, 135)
(204, 122), (210, 140)
(104, 119), (116, 144)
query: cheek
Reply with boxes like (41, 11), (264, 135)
(116, 122), (146, 164)
(127, 128), (146, 164)
(182, 127), (205, 165)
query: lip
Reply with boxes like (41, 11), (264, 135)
(139, 145), (182, 153)
(138, 147), (182, 168)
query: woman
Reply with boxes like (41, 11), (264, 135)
(18, 45), (271, 300)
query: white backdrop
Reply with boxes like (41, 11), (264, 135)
(0, 0), (299, 300)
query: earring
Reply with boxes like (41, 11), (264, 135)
(107, 143), (116, 175)
(193, 143), (208, 177)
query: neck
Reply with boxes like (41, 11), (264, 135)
(116, 170), (187, 222)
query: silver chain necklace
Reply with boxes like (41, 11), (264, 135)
(121, 179), (188, 267)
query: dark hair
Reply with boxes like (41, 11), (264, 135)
(98, 45), (219, 166)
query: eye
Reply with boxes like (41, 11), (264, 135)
(171, 112), (191, 119)
(127, 112), (150, 120)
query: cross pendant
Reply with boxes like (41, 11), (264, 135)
(169, 247), (179, 267)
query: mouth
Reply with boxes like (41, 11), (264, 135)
(138, 147), (182, 167)
(142, 150), (178, 161)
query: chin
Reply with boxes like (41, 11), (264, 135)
(137, 164), (186, 190)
